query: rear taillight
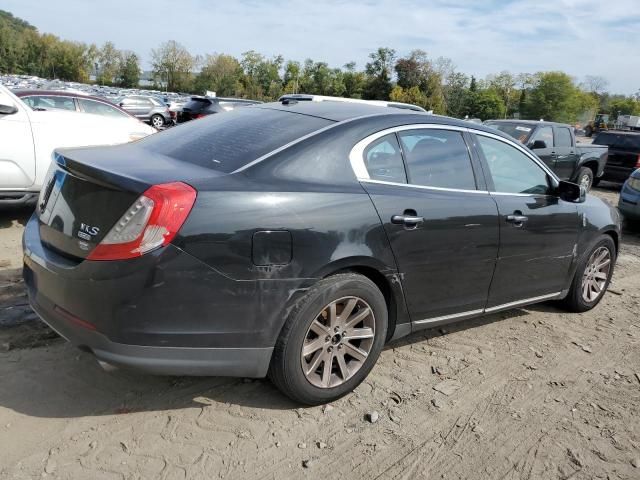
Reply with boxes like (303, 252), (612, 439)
(635, 154), (640, 169)
(88, 182), (196, 261)
(194, 113), (206, 119)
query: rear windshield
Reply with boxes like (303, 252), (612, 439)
(594, 132), (640, 150)
(182, 98), (211, 112)
(139, 106), (333, 172)
(485, 122), (533, 143)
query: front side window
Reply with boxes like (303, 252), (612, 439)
(78, 99), (129, 118)
(555, 127), (572, 147)
(363, 134), (406, 183)
(477, 135), (550, 195)
(530, 126), (554, 148)
(398, 129), (476, 190)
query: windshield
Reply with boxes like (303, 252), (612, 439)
(485, 122), (533, 144)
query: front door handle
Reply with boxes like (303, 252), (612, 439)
(506, 214), (528, 226)
(391, 214), (424, 226)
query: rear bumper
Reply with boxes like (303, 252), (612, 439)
(21, 214), (306, 377)
(30, 296), (272, 376)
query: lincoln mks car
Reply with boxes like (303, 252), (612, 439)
(23, 101), (621, 404)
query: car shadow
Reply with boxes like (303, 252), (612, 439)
(0, 206), (32, 229)
(0, 305), (535, 419)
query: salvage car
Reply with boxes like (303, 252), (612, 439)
(485, 120), (608, 190)
(24, 101), (621, 404)
(115, 95), (173, 128)
(0, 85), (156, 206)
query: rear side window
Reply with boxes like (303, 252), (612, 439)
(78, 99), (129, 118)
(554, 127), (572, 147)
(140, 107), (332, 172)
(363, 134), (406, 183)
(183, 99), (211, 112)
(398, 129), (476, 190)
(593, 133), (621, 147)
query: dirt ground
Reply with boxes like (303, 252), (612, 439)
(0, 185), (639, 480)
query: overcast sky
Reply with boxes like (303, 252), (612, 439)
(4, 0), (639, 94)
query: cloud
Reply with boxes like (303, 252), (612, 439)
(3, 0), (638, 93)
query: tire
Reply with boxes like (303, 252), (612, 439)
(269, 273), (387, 405)
(150, 114), (165, 129)
(561, 235), (616, 312)
(576, 167), (594, 191)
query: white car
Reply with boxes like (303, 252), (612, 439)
(0, 85), (156, 206)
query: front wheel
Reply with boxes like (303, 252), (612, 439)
(150, 114), (165, 129)
(269, 273), (387, 405)
(576, 167), (594, 191)
(562, 235), (616, 312)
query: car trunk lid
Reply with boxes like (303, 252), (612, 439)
(37, 145), (221, 260)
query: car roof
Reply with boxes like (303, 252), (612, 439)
(485, 119), (571, 128)
(253, 102), (516, 140)
(15, 89), (111, 102)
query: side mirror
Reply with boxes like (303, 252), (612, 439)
(529, 140), (547, 150)
(0, 103), (18, 115)
(558, 180), (586, 203)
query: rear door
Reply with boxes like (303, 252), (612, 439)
(356, 126), (499, 323)
(597, 133), (640, 182)
(473, 132), (580, 308)
(552, 126), (579, 180)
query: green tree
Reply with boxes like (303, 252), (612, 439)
(151, 40), (195, 92)
(466, 89), (506, 120)
(96, 41), (121, 85)
(118, 52), (140, 88)
(342, 62), (366, 98)
(523, 71), (595, 123)
(194, 53), (242, 96)
(364, 47), (396, 100)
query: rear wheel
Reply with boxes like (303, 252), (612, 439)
(150, 114), (165, 129)
(269, 273), (387, 405)
(576, 167), (594, 191)
(562, 235), (615, 312)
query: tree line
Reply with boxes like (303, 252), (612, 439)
(1, 9), (639, 123)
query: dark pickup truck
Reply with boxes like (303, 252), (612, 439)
(592, 131), (640, 184)
(485, 120), (608, 190)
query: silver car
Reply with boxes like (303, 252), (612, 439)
(115, 95), (172, 128)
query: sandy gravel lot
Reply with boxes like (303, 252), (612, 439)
(0, 185), (638, 480)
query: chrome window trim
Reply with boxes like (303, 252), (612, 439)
(348, 123), (473, 182)
(361, 178), (489, 195)
(349, 123), (562, 196)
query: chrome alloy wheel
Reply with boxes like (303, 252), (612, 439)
(151, 115), (164, 128)
(579, 173), (592, 190)
(581, 246), (611, 302)
(300, 296), (375, 388)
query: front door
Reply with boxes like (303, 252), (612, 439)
(552, 126), (580, 180)
(528, 125), (555, 170)
(473, 133), (580, 308)
(358, 128), (499, 321)
(0, 89), (36, 188)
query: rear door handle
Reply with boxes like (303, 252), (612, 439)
(506, 214), (528, 226)
(391, 214), (424, 226)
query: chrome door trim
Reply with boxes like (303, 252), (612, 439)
(413, 309), (484, 325)
(412, 292), (563, 326)
(360, 178), (490, 195)
(483, 292), (563, 313)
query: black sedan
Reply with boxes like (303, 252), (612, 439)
(24, 101), (621, 405)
